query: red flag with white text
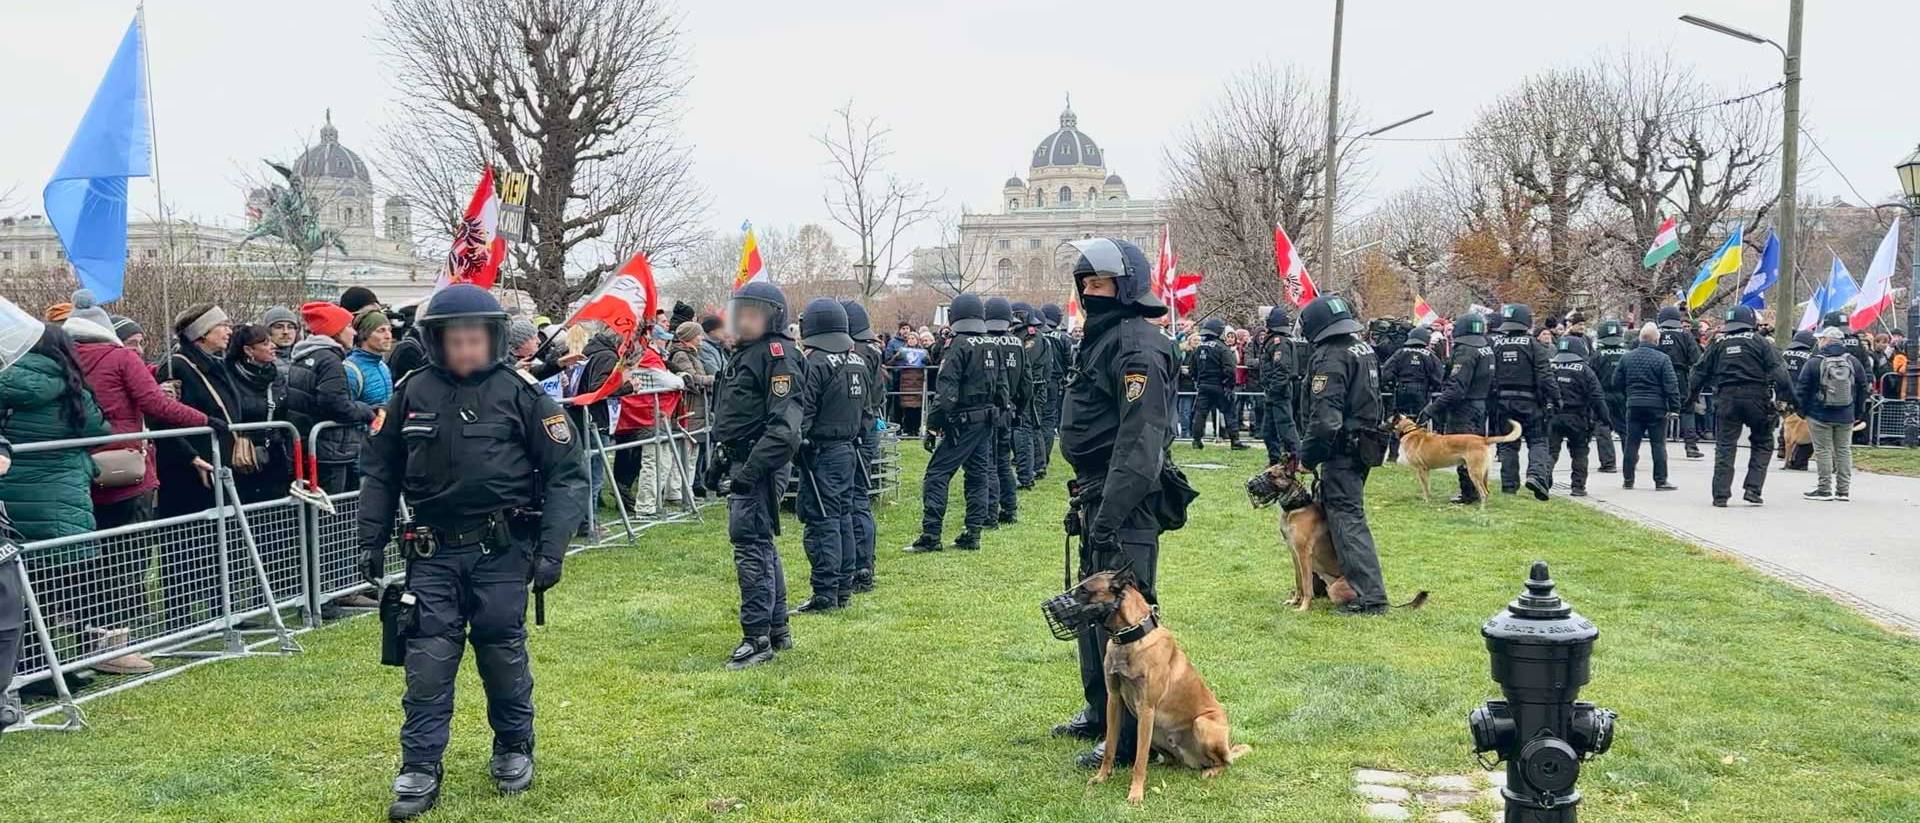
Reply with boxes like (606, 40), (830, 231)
(1273, 223), (1317, 307)
(565, 251), (659, 406)
(442, 166), (505, 290)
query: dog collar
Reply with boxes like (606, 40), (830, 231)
(1111, 614), (1159, 645)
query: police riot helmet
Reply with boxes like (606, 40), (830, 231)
(1790, 329), (1816, 350)
(1496, 303), (1533, 333)
(1067, 238), (1166, 318)
(1821, 310), (1851, 331)
(1407, 326), (1433, 347)
(1041, 303), (1064, 330)
(1299, 294), (1363, 343)
(417, 284), (509, 369)
(799, 298), (853, 353)
(1553, 334), (1591, 362)
(1265, 305), (1293, 333)
(1200, 317), (1226, 338)
(1721, 304), (1757, 333)
(840, 299), (877, 343)
(1597, 318), (1626, 346)
(949, 293), (988, 334)
(727, 281), (789, 341)
(1010, 301), (1037, 332)
(984, 296), (1014, 333)
(1656, 305), (1688, 329)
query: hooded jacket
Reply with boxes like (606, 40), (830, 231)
(0, 352), (110, 551)
(71, 323), (208, 505)
(576, 330), (633, 431)
(285, 334), (375, 464)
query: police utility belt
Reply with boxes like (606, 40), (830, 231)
(401, 508), (540, 559)
(946, 406), (996, 425)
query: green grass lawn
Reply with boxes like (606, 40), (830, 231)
(5, 447), (1920, 822)
(1853, 447), (1920, 477)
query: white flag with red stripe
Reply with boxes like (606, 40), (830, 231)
(1850, 216), (1902, 331)
(1152, 226), (1178, 308)
(565, 251), (658, 405)
(1412, 294), (1440, 327)
(1171, 272), (1203, 316)
(1273, 223), (1317, 307)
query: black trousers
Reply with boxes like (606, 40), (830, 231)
(1073, 511), (1160, 760)
(1013, 410), (1040, 487)
(1595, 397), (1624, 470)
(1320, 454), (1387, 606)
(852, 430), (879, 575)
(1492, 397), (1550, 492)
(1386, 390), (1427, 459)
(398, 540), (535, 767)
(1442, 402), (1488, 502)
(1, 558), (23, 730)
(1039, 392), (1061, 475)
(1548, 414), (1594, 493)
(1191, 386), (1237, 443)
(1622, 406), (1670, 485)
(992, 422), (1018, 517)
(920, 419), (993, 539)
(1712, 388), (1777, 501)
(728, 466), (790, 637)
(797, 440), (858, 601)
(1675, 372), (1700, 449)
(1261, 391), (1300, 465)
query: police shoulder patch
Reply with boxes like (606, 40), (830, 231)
(1311, 373), (1330, 395)
(543, 413), (572, 444)
(1123, 372), (1147, 403)
(771, 373), (792, 397)
(769, 341), (784, 357)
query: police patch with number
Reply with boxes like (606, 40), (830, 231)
(771, 374), (792, 397)
(1124, 373), (1147, 403)
(543, 414), (571, 444)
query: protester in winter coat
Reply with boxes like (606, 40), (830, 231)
(260, 305), (299, 364)
(226, 324), (291, 504)
(284, 302), (377, 494)
(1613, 323), (1681, 491)
(343, 307), (394, 407)
(1796, 326), (1873, 501)
(612, 345), (684, 517)
(111, 315), (146, 359)
(153, 304), (238, 518)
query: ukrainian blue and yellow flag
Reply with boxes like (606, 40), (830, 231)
(1685, 225), (1743, 311)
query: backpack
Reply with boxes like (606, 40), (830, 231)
(1818, 355), (1855, 407)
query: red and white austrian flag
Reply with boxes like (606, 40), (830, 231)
(1273, 223), (1318, 307)
(442, 165), (505, 290)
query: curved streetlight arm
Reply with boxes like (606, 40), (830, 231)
(1679, 14), (1787, 60)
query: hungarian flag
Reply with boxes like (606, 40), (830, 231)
(1643, 216), (1680, 269)
(566, 251), (658, 406)
(1273, 223), (1317, 307)
(1850, 216), (1902, 331)
(1171, 271), (1203, 317)
(443, 166), (505, 289)
(1412, 295), (1440, 327)
(733, 220), (767, 292)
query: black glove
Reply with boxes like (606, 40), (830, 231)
(704, 456), (727, 491)
(922, 432), (938, 453)
(727, 470), (754, 496)
(530, 555), (563, 593)
(360, 545), (384, 587)
(205, 415), (230, 439)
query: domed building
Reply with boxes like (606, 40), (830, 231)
(912, 98), (1165, 295)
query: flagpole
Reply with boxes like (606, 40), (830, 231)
(137, 2), (176, 328)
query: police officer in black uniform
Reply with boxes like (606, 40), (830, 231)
(841, 299), (883, 593)
(905, 294), (997, 553)
(1779, 329), (1817, 469)
(984, 297), (1024, 525)
(1548, 335), (1611, 497)
(1047, 238), (1176, 767)
(1490, 303), (1560, 500)
(1189, 318), (1245, 449)
(1590, 319), (1629, 473)
(1690, 305), (1793, 506)
(1655, 305), (1704, 458)
(1039, 303), (1072, 478)
(1011, 302), (1053, 488)
(357, 285), (589, 820)
(1300, 294), (1390, 615)
(706, 281), (803, 669)
(790, 299), (867, 613)
(1420, 312), (1495, 504)
(1381, 326), (1444, 461)
(1255, 306), (1304, 466)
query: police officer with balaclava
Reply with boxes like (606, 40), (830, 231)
(1254, 306), (1305, 466)
(1011, 302), (1053, 488)
(1690, 304), (1793, 506)
(1039, 303), (1072, 478)
(707, 281), (804, 669)
(787, 299), (867, 613)
(1548, 335), (1611, 497)
(1590, 319), (1629, 473)
(1189, 317), (1245, 450)
(1381, 326), (1444, 461)
(983, 297), (1024, 525)
(905, 294), (998, 554)
(357, 284), (589, 820)
(1299, 294), (1390, 615)
(1048, 238), (1176, 768)
(1655, 305), (1704, 458)
(841, 299), (883, 593)
(1421, 312), (1495, 504)
(1490, 303), (1560, 499)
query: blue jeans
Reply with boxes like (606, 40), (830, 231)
(1177, 394), (1195, 439)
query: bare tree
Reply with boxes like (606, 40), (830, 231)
(920, 208), (997, 298)
(818, 102), (940, 298)
(3, 260), (306, 348)
(378, 0), (707, 315)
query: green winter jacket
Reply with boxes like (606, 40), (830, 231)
(0, 352), (110, 559)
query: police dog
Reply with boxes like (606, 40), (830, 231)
(1389, 415), (1522, 505)
(1245, 464), (1355, 610)
(1077, 569), (1251, 803)
(1780, 413), (1813, 470)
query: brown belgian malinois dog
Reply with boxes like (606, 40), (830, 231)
(1246, 465), (1430, 612)
(1390, 414), (1522, 506)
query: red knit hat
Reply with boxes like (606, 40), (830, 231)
(301, 301), (353, 338)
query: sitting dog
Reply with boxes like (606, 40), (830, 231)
(1389, 415), (1522, 505)
(1070, 570), (1251, 803)
(1780, 412), (1812, 470)
(1245, 465), (1353, 610)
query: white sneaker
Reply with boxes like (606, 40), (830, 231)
(1803, 488), (1834, 501)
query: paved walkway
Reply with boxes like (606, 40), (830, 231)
(1568, 444), (1920, 633)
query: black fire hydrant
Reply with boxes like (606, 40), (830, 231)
(1469, 561), (1617, 822)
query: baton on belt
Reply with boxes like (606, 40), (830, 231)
(534, 590), (546, 626)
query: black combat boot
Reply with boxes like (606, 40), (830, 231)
(387, 763), (442, 821)
(789, 596), (838, 616)
(998, 509), (1018, 525)
(769, 625), (793, 651)
(726, 635), (775, 670)
(1229, 440), (1250, 451)
(851, 569), (875, 593)
(953, 529), (982, 551)
(1051, 707), (1103, 741)
(1335, 601), (1388, 617)
(1524, 477), (1550, 501)
(902, 534), (943, 554)
(490, 738), (534, 794)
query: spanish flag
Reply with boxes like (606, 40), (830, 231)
(1685, 224), (1743, 311)
(733, 220), (767, 293)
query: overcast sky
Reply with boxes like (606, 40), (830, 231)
(4, 1), (1917, 264)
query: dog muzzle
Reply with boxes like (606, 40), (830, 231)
(1041, 590), (1115, 641)
(1247, 471), (1314, 511)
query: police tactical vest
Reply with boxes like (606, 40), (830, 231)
(1492, 334), (1542, 395)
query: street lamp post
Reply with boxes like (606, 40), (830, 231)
(1318, 0), (1345, 282)
(1896, 145), (1920, 447)
(1680, 1), (1803, 350)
